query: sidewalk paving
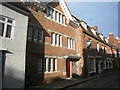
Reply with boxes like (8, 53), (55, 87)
(30, 70), (119, 89)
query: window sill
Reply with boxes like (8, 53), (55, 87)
(45, 16), (66, 27)
(44, 71), (58, 74)
(0, 36), (13, 40)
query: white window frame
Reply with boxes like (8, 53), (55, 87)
(44, 58), (57, 73)
(0, 15), (15, 39)
(97, 42), (99, 52)
(99, 34), (104, 40)
(46, 6), (65, 25)
(51, 32), (55, 45)
(60, 35), (62, 47)
(114, 51), (117, 57)
(81, 22), (87, 30)
(91, 29), (97, 36)
(67, 38), (70, 49)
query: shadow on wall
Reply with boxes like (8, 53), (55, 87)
(81, 48), (116, 77)
(3, 67), (25, 89)
(25, 5), (50, 88)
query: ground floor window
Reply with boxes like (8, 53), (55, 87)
(44, 58), (57, 72)
(88, 58), (95, 73)
(100, 61), (103, 71)
(103, 60), (106, 69)
(106, 61), (109, 69)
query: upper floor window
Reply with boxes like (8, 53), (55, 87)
(114, 51), (117, 57)
(87, 39), (91, 49)
(28, 24), (43, 42)
(0, 15), (15, 39)
(102, 45), (104, 53)
(51, 32), (62, 47)
(105, 38), (108, 43)
(91, 29), (97, 36)
(67, 37), (75, 49)
(104, 46), (107, 53)
(97, 42), (99, 52)
(81, 22), (87, 30)
(99, 34), (104, 40)
(47, 6), (65, 25)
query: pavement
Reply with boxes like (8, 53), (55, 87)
(30, 70), (120, 89)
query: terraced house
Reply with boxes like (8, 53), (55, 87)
(79, 20), (113, 76)
(108, 33), (120, 70)
(1, 0), (120, 89)
(25, 0), (82, 86)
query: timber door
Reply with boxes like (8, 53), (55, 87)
(67, 60), (70, 77)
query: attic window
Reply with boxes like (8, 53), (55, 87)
(99, 34), (104, 40)
(105, 39), (108, 43)
(81, 22), (87, 30)
(91, 29), (97, 36)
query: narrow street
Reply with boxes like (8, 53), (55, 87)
(64, 71), (120, 89)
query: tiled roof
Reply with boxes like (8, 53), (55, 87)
(79, 20), (111, 47)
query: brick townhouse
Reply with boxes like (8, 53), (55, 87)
(79, 20), (113, 77)
(108, 33), (120, 69)
(24, 1), (82, 86)
(1, 0), (119, 89)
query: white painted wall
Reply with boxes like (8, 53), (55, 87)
(0, 4), (28, 88)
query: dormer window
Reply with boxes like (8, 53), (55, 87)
(46, 6), (65, 25)
(81, 22), (87, 30)
(105, 38), (108, 43)
(99, 34), (104, 40)
(91, 29), (97, 36)
(87, 39), (91, 48)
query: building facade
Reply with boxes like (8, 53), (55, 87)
(25, 1), (82, 86)
(79, 21), (113, 77)
(0, 2), (30, 88)
(108, 33), (120, 69)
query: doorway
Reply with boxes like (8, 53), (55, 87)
(67, 60), (70, 77)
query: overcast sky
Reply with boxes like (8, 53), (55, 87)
(66, 1), (118, 38)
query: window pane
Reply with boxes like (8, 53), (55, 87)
(39, 30), (42, 42)
(59, 13), (61, 23)
(62, 15), (65, 24)
(38, 59), (42, 72)
(59, 35), (61, 46)
(51, 32), (54, 45)
(72, 40), (74, 49)
(47, 7), (50, 17)
(0, 22), (4, 36)
(8, 19), (13, 24)
(28, 25), (33, 39)
(6, 25), (12, 38)
(34, 27), (38, 41)
(48, 58), (51, 71)
(55, 34), (57, 45)
(51, 9), (54, 19)
(0, 16), (5, 21)
(53, 59), (55, 71)
(55, 11), (58, 21)
(44, 59), (46, 72)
